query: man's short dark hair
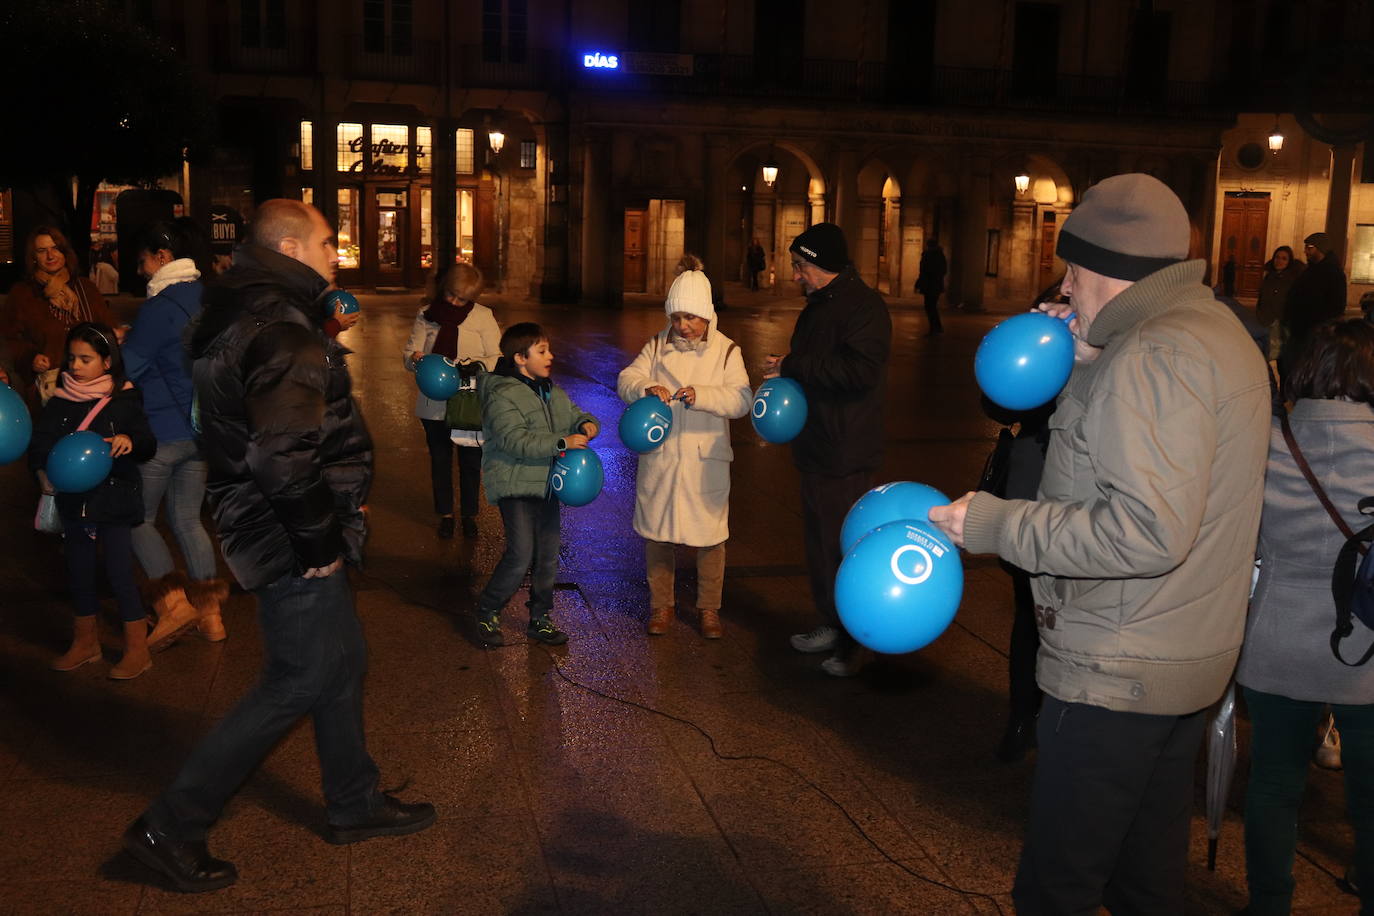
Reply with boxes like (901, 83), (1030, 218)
(248, 199), (317, 252)
(1286, 319), (1374, 406)
(500, 322), (547, 360)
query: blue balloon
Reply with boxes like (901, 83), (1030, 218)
(974, 311), (1076, 411)
(619, 395), (673, 453)
(46, 430), (113, 494)
(325, 289), (361, 315)
(835, 520), (964, 654)
(751, 377), (808, 444)
(551, 447), (604, 507)
(0, 383), (32, 464)
(416, 353), (461, 400)
(841, 481), (952, 554)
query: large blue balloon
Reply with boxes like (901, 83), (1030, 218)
(835, 520), (964, 654)
(551, 447), (604, 507)
(751, 377), (808, 444)
(974, 311), (1076, 411)
(841, 481), (952, 554)
(0, 383), (32, 464)
(619, 395), (673, 453)
(325, 289), (361, 315)
(416, 354), (461, 400)
(47, 430), (113, 494)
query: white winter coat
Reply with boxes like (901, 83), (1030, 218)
(616, 325), (751, 547)
(402, 304), (502, 420)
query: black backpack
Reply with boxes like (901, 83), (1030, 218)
(1331, 496), (1374, 667)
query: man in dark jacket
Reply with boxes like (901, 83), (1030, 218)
(1281, 231), (1348, 374)
(915, 240), (947, 334)
(123, 200), (434, 893)
(765, 223), (892, 677)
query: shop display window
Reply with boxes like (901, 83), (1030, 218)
(417, 127), (432, 174)
(420, 188), (433, 269)
(456, 129), (475, 175)
(457, 189), (475, 263)
(337, 188), (361, 269)
(338, 123), (364, 172)
(300, 121), (314, 171)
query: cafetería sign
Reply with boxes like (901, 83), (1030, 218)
(345, 134), (425, 175)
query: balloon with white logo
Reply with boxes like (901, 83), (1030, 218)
(619, 395), (674, 453)
(551, 447), (604, 507)
(751, 377), (807, 444)
(415, 354), (462, 400)
(834, 520), (964, 654)
(840, 481), (952, 554)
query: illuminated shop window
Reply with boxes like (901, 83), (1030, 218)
(337, 188), (360, 269)
(456, 189), (475, 263)
(456, 129), (475, 174)
(301, 188), (313, 205)
(371, 124), (410, 172)
(1353, 225), (1374, 284)
(416, 126), (432, 174)
(338, 122), (364, 172)
(420, 187), (433, 268)
(300, 120), (313, 171)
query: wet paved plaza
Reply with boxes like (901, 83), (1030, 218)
(0, 285), (1360, 914)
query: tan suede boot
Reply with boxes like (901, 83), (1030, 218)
(143, 573), (199, 650)
(51, 615), (102, 671)
(109, 618), (152, 680)
(647, 607), (674, 635)
(699, 608), (723, 640)
(186, 578), (230, 642)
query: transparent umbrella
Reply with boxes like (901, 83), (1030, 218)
(1206, 681), (1239, 870)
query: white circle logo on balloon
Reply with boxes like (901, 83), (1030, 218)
(647, 424), (666, 443)
(751, 396), (768, 419)
(890, 544), (934, 586)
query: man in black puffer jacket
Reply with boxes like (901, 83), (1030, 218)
(123, 200), (434, 893)
(765, 223), (892, 678)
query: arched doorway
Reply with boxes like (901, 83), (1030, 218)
(724, 141), (827, 293)
(993, 153), (1074, 303)
(856, 159), (902, 294)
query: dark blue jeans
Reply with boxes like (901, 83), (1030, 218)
(478, 495), (560, 619)
(145, 570), (380, 840)
(1243, 686), (1374, 915)
(64, 522), (144, 622)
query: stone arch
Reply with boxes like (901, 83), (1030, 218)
(725, 139), (829, 292)
(855, 157), (904, 294)
(990, 151), (1076, 304)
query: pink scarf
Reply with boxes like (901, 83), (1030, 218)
(53, 372), (114, 402)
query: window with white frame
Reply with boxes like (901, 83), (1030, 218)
(300, 121), (314, 171)
(456, 129), (475, 174)
(1353, 224), (1374, 284)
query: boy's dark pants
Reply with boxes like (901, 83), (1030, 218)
(478, 495), (561, 618)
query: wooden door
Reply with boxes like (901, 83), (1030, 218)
(373, 187), (407, 287)
(1220, 194), (1270, 298)
(1038, 210), (1059, 292)
(624, 208), (646, 293)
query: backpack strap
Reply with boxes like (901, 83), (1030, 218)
(1331, 498), (1374, 667)
(1280, 407), (1361, 546)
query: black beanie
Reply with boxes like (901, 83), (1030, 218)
(790, 223), (849, 273)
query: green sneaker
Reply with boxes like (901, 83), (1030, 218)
(474, 610), (505, 647)
(526, 616), (568, 646)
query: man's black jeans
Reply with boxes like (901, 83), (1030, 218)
(145, 570), (380, 840)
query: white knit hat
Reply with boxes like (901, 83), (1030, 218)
(665, 269), (715, 323)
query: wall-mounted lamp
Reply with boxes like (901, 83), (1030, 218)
(1014, 173), (1031, 195)
(487, 129), (506, 155)
(1268, 121), (1284, 154)
(762, 158), (779, 189)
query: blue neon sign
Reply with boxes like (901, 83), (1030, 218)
(582, 51), (619, 69)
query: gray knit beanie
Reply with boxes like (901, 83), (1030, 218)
(1056, 174), (1191, 281)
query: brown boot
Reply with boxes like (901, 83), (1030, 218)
(699, 608), (723, 640)
(647, 607), (674, 635)
(109, 619), (152, 680)
(51, 615), (102, 671)
(186, 578), (230, 642)
(143, 573), (199, 650)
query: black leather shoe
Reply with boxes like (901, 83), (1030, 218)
(325, 795), (436, 845)
(122, 816), (238, 893)
(996, 715), (1038, 763)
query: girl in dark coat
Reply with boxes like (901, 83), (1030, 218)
(30, 323), (156, 679)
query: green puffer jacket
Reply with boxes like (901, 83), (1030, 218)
(479, 370), (598, 503)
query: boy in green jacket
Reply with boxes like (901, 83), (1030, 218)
(475, 322), (599, 647)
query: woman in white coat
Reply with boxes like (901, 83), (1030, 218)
(616, 268), (751, 638)
(404, 263), (502, 539)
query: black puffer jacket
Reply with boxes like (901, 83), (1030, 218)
(29, 385), (156, 525)
(781, 266), (892, 475)
(188, 245), (372, 590)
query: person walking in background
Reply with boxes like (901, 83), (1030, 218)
(928, 174), (1270, 913)
(1256, 245), (1304, 363)
(30, 323), (157, 679)
(747, 239), (766, 292)
(617, 268), (751, 639)
(765, 222), (892, 678)
(122, 219), (228, 648)
(1236, 319), (1374, 916)
(404, 262), (501, 540)
(1281, 231), (1348, 376)
(915, 239), (947, 335)
(3, 226), (116, 408)
(123, 200), (433, 894)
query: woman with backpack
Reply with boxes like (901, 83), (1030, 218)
(1236, 318), (1374, 915)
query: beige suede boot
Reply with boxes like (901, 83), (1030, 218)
(109, 619), (152, 680)
(144, 573), (198, 650)
(187, 578), (230, 642)
(51, 615), (102, 671)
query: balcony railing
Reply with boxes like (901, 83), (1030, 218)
(344, 34), (440, 83)
(455, 45), (557, 90)
(211, 27), (316, 76)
